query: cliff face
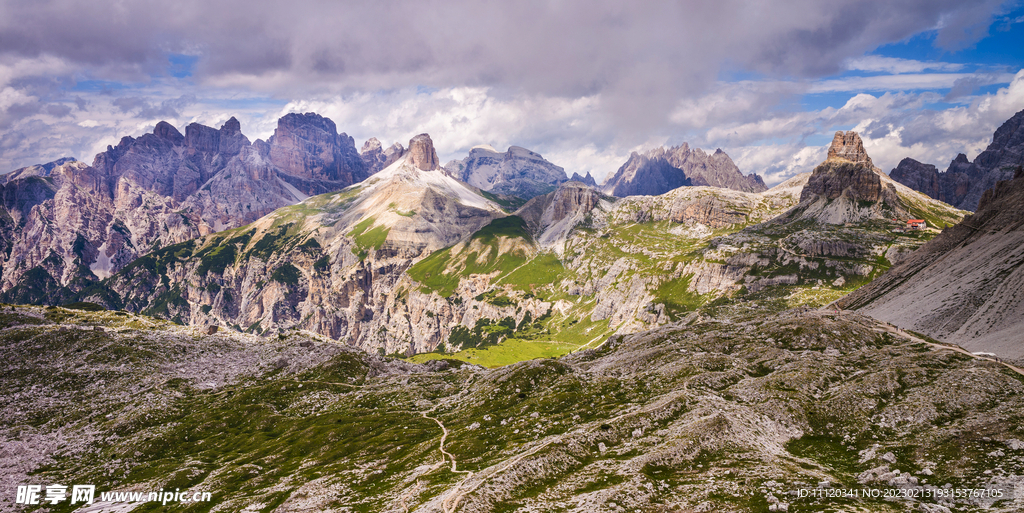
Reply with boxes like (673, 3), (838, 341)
(359, 137), (404, 174)
(800, 133), (885, 203)
(841, 166), (1024, 360)
(602, 143), (766, 197)
(0, 113), (376, 304)
(97, 134), (512, 355)
(406, 134), (440, 171)
(268, 112), (370, 193)
(889, 108), (1024, 211)
(446, 145), (568, 199)
(779, 131), (919, 225)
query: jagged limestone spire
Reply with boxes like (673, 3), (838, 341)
(827, 131), (873, 168)
(407, 133), (440, 171)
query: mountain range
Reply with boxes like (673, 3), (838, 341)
(889, 108), (1024, 211)
(0, 113), (372, 304)
(602, 143), (767, 197)
(3, 108), (1024, 513)
(5, 127), (956, 359)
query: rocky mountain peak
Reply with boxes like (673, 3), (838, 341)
(2, 157), (77, 183)
(446, 143), (568, 199)
(988, 108), (1024, 153)
(407, 133), (440, 171)
(184, 119), (249, 157)
(359, 138), (405, 174)
(888, 108), (1024, 211)
(221, 116), (241, 135)
(603, 143), (766, 197)
(801, 131), (883, 203)
(153, 121), (184, 145)
(267, 112), (368, 184)
(361, 137), (382, 154)
(826, 131), (873, 167)
(569, 171), (597, 187)
(783, 130), (928, 224)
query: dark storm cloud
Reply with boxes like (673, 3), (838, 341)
(111, 94), (197, 118)
(0, 1), (1008, 101)
(0, 1), (1017, 177)
(43, 104), (73, 118)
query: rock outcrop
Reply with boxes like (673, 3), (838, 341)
(359, 137), (404, 174)
(0, 113), (376, 304)
(445, 144), (568, 199)
(516, 182), (611, 250)
(603, 144), (766, 197)
(841, 166), (1024, 360)
(268, 113), (367, 184)
(889, 108), (1024, 211)
(569, 171), (597, 186)
(406, 134), (440, 171)
(781, 131), (915, 224)
(800, 131), (886, 203)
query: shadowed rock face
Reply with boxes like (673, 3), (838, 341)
(359, 137), (404, 174)
(800, 131), (883, 203)
(888, 108), (1024, 211)
(0, 113), (376, 304)
(268, 112), (369, 185)
(406, 134), (440, 171)
(445, 144), (568, 199)
(603, 143), (766, 197)
(841, 166), (1024, 360)
(890, 157), (972, 207)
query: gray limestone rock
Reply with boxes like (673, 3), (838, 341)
(447, 144), (568, 199)
(603, 143), (766, 197)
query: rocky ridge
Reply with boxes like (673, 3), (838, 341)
(602, 143), (766, 197)
(0, 113), (373, 304)
(53, 124), (965, 361)
(776, 131), (955, 225)
(445, 145), (568, 199)
(569, 171), (597, 186)
(840, 165), (1024, 361)
(92, 134), (513, 355)
(889, 107), (1024, 211)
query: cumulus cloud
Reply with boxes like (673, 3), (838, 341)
(274, 88), (612, 172)
(846, 56), (965, 74)
(0, 0), (1020, 186)
(726, 70), (1024, 185)
(0, 1), (1009, 127)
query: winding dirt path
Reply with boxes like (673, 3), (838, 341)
(872, 322), (1024, 378)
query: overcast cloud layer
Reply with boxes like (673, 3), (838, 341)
(2, 0), (1023, 185)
